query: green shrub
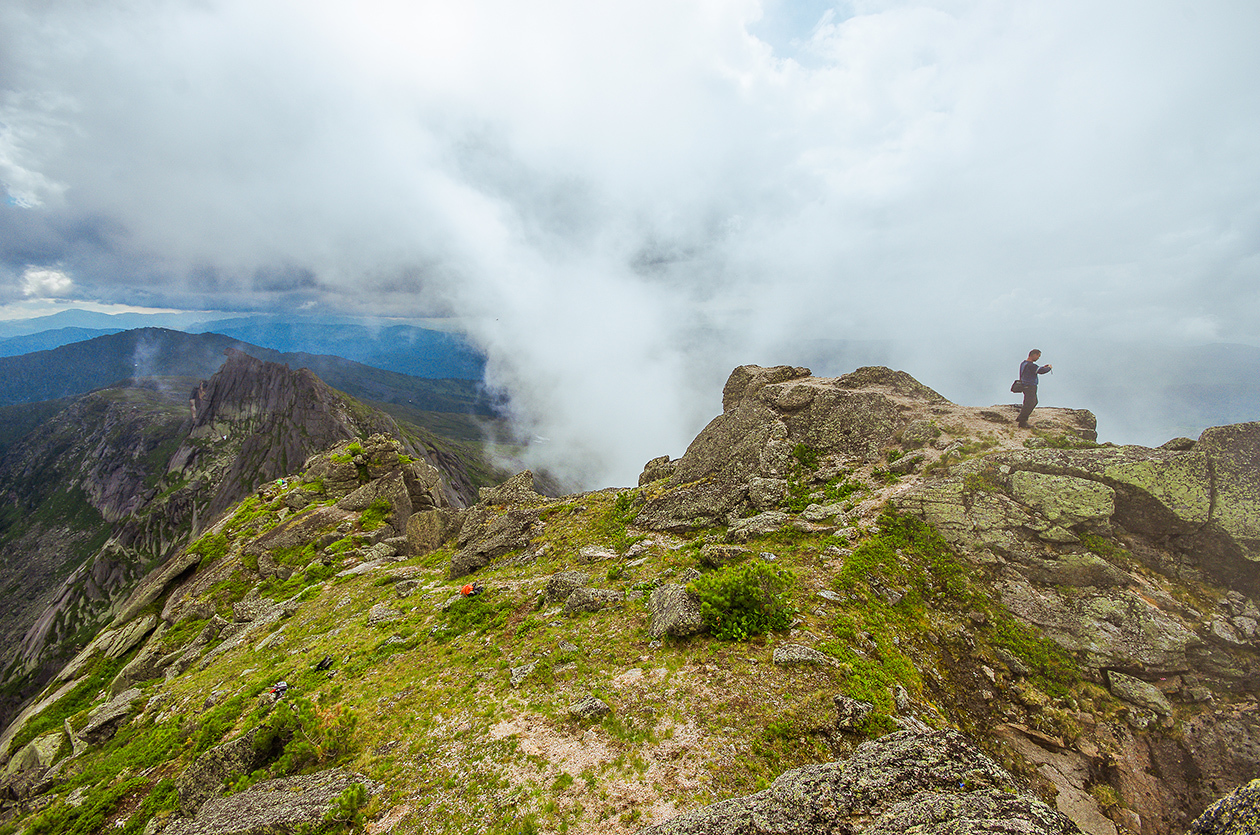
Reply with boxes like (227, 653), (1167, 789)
(252, 697), (359, 779)
(588, 490), (644, 552)
(360, 498), (392, 531)
(791, 444), (821, 470)
(431, 591), (516, 642)
(319, 782), (369, 833)
(688, 560), (796, 641)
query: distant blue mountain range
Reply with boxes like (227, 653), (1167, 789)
(0, 311), (485, 380)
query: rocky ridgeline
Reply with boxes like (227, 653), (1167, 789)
(621, 365), (1259, 835)
(0, 432), (450, 829)
(0, 349), (475, 733)
(0, 365), (1256, 835)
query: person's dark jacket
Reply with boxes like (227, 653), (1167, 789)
(1019, 360), (1050, 388)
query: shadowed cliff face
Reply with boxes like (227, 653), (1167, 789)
(0, 349), (473, 732)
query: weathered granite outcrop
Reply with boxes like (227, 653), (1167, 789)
(163, 767), (378, 835)
(636, 728), (1079, 835)
(448, 471), (547, 579)
(637, 365), (1096, 532)
(648, 583), (706, 639)
(1187, 778), (1260, 835)
(176, 727), (271, 816)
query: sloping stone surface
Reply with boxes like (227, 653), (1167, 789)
(636, 729), (1079, 835)
(163, 767), (377, 835)
(648, 584), (706, 639)
(449, 507), (540, 579)
(78, 687), (142, 745)
(176, 727), (269, 816)
(1187, 778), (1260, 835)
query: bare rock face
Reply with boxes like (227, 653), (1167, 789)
(446, 471), (549, 579)
(562, 587), (624, 615)
(176, 727), (270, 816)
(449, 507), (541, 580)
(164, 767), (378, 835)
(636, 729), (1079, 835)
(648, 584), (706, 639)
(1187, 778), (1260, 835)
(637, 365), (1095, 532)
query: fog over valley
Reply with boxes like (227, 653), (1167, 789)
(2, 0), (1257, 487)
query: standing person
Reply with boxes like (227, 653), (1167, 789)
(1016, 350), (1052, 428)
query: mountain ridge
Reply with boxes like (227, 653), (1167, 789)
(0, 350), (483, 737)
(0, 364), (1255, 835)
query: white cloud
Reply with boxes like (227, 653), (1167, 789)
(0, 0), (1258, 485)
(21, 267), (73, 298)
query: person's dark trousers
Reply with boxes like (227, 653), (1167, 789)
(1017, 386), (1037, 426)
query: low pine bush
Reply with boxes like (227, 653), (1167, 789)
(688, 560), (796, 641)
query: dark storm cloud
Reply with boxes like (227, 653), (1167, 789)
(1, 0), (1258, 486)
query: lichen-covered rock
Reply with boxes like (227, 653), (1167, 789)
(1187, 778), (1260, 835)
(1006, 550), (1131, 588)
(78, 687), (143, 745)
(832, 695), (873, 730)
(888, 449), (928, 474)
(636, 479), (748, 533)
(771, 644), (834, 666)
(640, 455), (678, 486)
(1108, 671), (1173, 715)
(748, 477), (788, 510)
(449, 507), (540, 579)
(244, 504), (355, 558)
(1009, 471), (1115, 529)
(337, 468), (412, 526)
(545, 570), (591, 604)
(368, 604), (402, 625)
(900, 419), (941, 448)
(562, 587), (624, 615)
(728, 511), (791, 543)
(510, 661), (538, 688)
(635, 729), (1078, 835)
(478, 470), (547, 506)
(699, 544), (752, 569)
(893, 480), (1029, 555)
(648, 584), (706, 639)
(670, 367), (936, 490)
(164, 767), (378, 835)
(1, 731), (64, 781)
(568, 696), (612, 721)
(176, 726), (269, 816)
(406, 508), (464, 556)
(1196, 423), (1260, 562)
(998, 575), (1203, 673)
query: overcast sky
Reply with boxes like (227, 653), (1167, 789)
(2, 1), (1258, 487)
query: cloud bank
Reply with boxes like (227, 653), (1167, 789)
(2, 0), (1258, 486)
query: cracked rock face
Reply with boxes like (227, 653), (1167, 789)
(164, 767), (379, 835)
(636, 729), (1079, 835)
(1187, 778), (1260, 835)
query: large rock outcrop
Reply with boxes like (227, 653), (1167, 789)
(161, 768), (378, 835)
(637, 365), (1096, 533)
(635, 366), (1260, 835)
(637, 729), (1079, 835)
